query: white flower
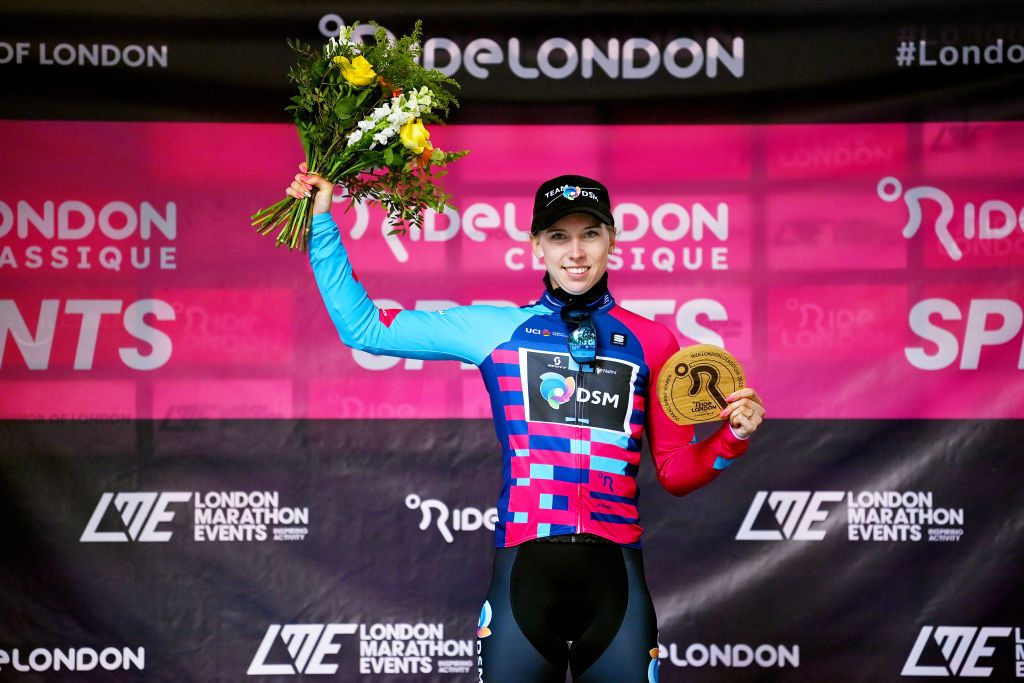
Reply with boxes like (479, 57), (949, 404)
(346, 130), (363, 147)
(357, 119), (375, 131)
(404, 87), (431, 115)
(387, 118), (409, 136)
(386, 108), (409, 126)
(372, 104), (391, 120)
(337, 26), (360, 54)
(372, 131), (391, 147)
(326, 26), (362, 58)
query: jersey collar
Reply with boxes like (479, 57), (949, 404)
(539, 272), (615, 313)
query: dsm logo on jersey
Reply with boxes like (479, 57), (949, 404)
(521, 350), (636, 434)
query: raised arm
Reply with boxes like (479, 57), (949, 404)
(290, 166), (529, 365)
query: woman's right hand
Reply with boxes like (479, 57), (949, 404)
(286, 162), (336, 215)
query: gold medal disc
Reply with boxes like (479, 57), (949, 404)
(657, 344), (746, 425)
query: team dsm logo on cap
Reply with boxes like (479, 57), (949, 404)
(546, 185), (599, 203)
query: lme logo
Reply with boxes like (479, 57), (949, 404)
(735, 491), (844, 541)
(901, 626), (1018, 677)
(80, 492), (191, 542)
(248, 624), (358, 675)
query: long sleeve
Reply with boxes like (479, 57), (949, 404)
(643, 329), (749, 496)
(308, 213), (530, 365)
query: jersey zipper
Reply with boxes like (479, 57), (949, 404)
(575, 367), (584, 536)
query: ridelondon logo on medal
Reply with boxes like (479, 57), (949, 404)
(736, 490), (965, 542)
(658, 344), (745, 425)
(79, 491), (309, 542)
(247, 621), (475, 676)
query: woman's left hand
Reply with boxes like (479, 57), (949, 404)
(719, 388), (765, 439)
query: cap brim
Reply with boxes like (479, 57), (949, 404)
(532, 206), (615, 234)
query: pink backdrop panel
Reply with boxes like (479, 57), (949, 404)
(1, 120), (1021, 419)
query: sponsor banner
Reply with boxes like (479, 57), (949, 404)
(80, 490), (309, 543)
(247, 622), (475, 676)
(1, 120), (1022, 420)
(1, 2), (1020, 123)
(1, 419), (1021, 681)
(736, 490), (965, 543)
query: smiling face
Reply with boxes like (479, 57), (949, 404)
(530, 212), (617, 295)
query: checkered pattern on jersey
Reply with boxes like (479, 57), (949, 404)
(490, 346), (647, 547)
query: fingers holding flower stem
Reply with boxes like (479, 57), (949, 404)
(288, 162), (335, 215)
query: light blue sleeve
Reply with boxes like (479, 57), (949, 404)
(308, 213), (532, 365)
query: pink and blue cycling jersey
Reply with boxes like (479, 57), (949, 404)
(310, 213), (748, 548)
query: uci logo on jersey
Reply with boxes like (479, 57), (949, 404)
(525, 327), (564, 337)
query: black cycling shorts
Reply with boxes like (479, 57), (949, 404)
(477, 538), (660, 682)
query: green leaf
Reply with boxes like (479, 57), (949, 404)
(334, 97), (356, 117)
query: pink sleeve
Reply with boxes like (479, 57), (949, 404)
(643, 327), (749, 497)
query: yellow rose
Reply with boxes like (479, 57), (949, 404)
(399, 119), (432, 155)
(333, 55), (376, 86)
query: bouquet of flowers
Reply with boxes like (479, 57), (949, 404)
(251, 21), (467, 250)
